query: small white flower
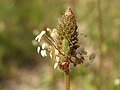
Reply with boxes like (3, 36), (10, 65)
(35, 31), (46, 42)
(41, 50), (47, 57)
(42, 43), (46, 49)
(54, 62), (58, 69)
(55, 49), (59, 55)
(37, 46), (41, 53)
(56, 56), (59, 62)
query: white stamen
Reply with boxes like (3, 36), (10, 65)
(51, 29), (57, 38)
(44, 50), (47, 56)
(53, 28), (57, 31)
(50, 51), (52, 59)
(37, 46), (40, 53)
(41, 50), (47, 57)
(54, 63), (58, 69)
(47, 28), (51, 32)
(35, 34), (40, 41)
(55, 49), (59, 55)
(42, 43), (46, 49)
(35, 31), (46, 42)
(56, 56), (59, 62)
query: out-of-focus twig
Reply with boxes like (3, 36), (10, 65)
(97, 0), (104, 90)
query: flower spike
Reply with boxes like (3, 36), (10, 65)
(34, 7), (95, 71)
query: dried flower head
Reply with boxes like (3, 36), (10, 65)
(34, 7), (95, 72)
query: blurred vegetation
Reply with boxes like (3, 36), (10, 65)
(0, 0), (120, 90)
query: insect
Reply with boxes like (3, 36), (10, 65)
(62, 38), (70, 56)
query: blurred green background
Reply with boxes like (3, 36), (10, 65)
(0, 0), (120, 90)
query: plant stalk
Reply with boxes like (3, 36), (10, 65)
(64, 70), (70, 90)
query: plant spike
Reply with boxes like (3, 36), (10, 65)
(34, 7), (96, 90)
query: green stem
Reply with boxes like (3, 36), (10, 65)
(64, 70), (70, 90)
